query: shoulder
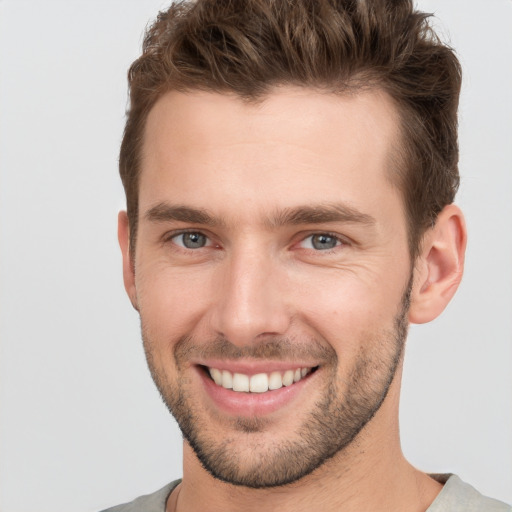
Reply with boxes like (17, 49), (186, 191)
(428, 474), (511, 512)
(99, 480), (181, 512)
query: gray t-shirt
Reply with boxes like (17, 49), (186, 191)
(428, 475), (510, 512)
(100, 475), (510, 512)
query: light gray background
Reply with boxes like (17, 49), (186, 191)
(0, 1), (511, 511)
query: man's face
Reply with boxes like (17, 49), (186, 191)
(126, 87), (413, 487)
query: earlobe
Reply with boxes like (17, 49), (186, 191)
(408, 204), (467, 324)
(118, 211), (139, 311)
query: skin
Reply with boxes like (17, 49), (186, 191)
(119, 87), (466, 512)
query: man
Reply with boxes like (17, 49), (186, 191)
(104, 0), (510, 511)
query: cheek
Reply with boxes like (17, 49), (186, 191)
(291, 267), (406, 348)
(135, 262), (215, 341)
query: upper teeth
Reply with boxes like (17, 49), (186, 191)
(208, 367), (311, 393)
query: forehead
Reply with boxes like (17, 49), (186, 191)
(139, 87), (403, 222)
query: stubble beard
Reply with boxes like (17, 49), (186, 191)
(142, 282), (411, 489)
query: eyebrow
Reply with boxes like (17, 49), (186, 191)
(144, 202), (375, 229)
(266, 203), (376, 228)
(144, 203), (225, 227)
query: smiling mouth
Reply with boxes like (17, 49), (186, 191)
(204, 366), (318, 393)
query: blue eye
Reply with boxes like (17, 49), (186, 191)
(173, 232), (208, 249)
(301, 234), (341, 250)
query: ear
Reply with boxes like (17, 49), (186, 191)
(408, 204), (467, 324)
(118, 211), (139, 311)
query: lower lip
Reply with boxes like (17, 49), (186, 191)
(197, 367), (317, 417)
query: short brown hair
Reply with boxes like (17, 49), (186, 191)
(120, 0), (462, 258)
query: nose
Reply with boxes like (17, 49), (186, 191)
(210, 245), (291, 347)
